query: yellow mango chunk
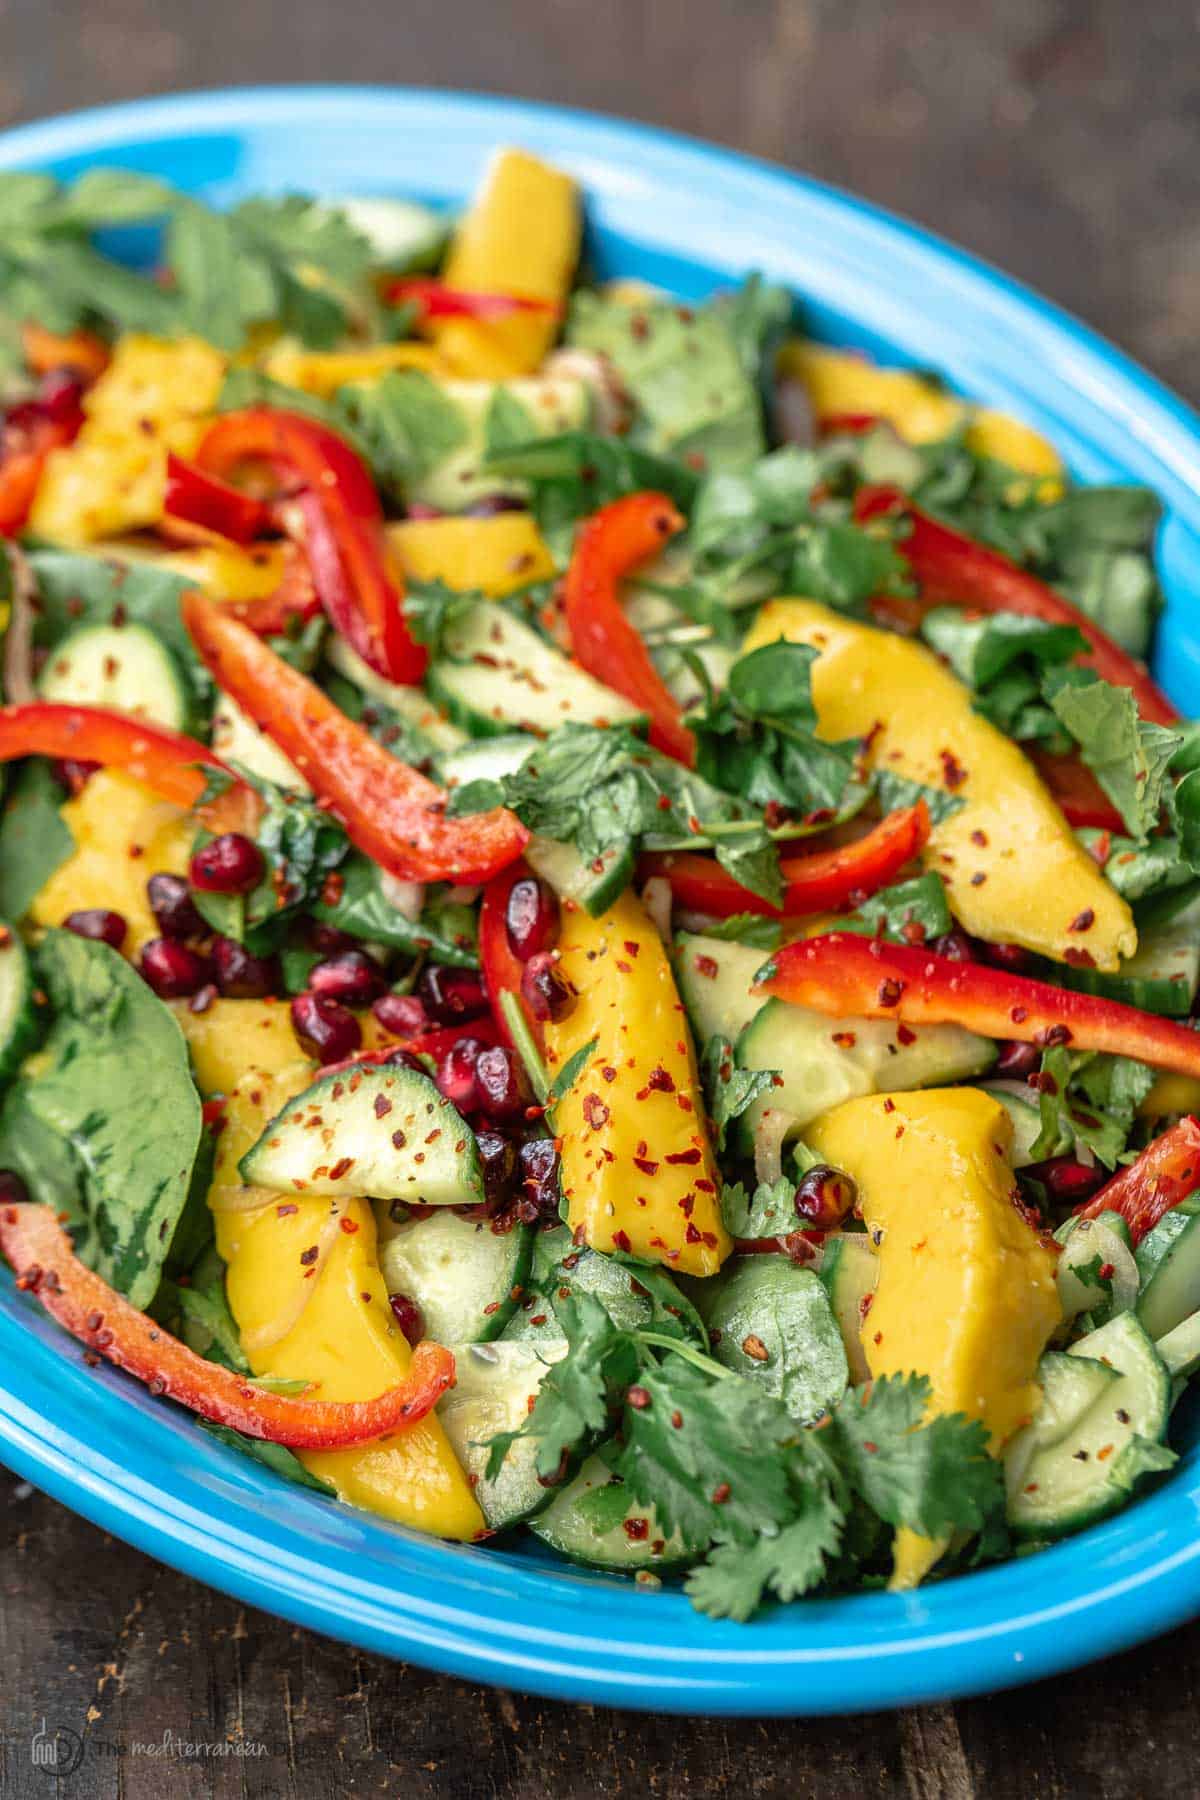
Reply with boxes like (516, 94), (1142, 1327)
(171, 998), (307, 1097)
(966, 408), (1065, 490)
(433, 148), (580, 379)
(743, 599), (1135, 969)
(262, 340), (440, 397)
(807, 1087), (1060, 1588)
(29, 770), (191, 952)
(105, 538), (292, 601)
(545, 892), (729, 1276)
(213, 1066), (482, 1540)
(1139, 1072), (1200, 1119)
(30, 334), (227, 544)
(776, 341), (964, 444)
(387, 513), (555, 597)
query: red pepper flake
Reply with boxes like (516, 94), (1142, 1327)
(1098, 1261), (1116, 1280)
(613, 1228), (632, 1253)
(635, 1065), (676, 1101)
(276, 1202), (298, 1218)
(862, 1440), (878, 1455)
(685, 1222), (702, 1244)
(896, 1023), (917, 1045)
(320, 871), (345, 907)
(601, 1065), (617, 1083)
(1010, 1006), (1029, 1024)
(339, 1216), (360, 1234)
(741, 1333), (769, 1362)
(328, 1156), (354, 1181)
(373, 1093), (393, 1119)
(627, 1385), (651, 1410)
(623, 1517), (650, 1542)
(711, 1483), (731, 1506)
(833, 1030), (857, 1049)
(882, 1097), (896, 1114)
(1064, 947), (1096, 968)
(970, 828), (988, 847)
(969, 871), (987, 887)
(695, 954), (719, 980)
(616, 959), (633, 974)
(633, 1156), (659, 1176)
(623, 941), (640, 958)
(1096, 1443), (1115, 1461)
(1069, 908), (1096, 933)
(873, 1331), (883, 1346)
(671, 1410), (683, 1430)
(665, 1147), (701, 1165)
(939, 748), (967, 789)
(1035, 1024), (1073, 1048)
(299, 1244), (319, 1266)
(582, 1092), (610, 1131)
(391, 1129), (407, 1149)
(877, 978), (903, 1007)
(676, 1094), (695, 1114)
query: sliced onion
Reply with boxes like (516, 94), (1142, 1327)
(640, 875), (672, 943)
(379, 870), (425, 922)
(2, 542), (37, 705)
(1056, 1215), (1138, 1324)
(206, 1183), (278, 1215)
(240, 1195), (348, 1354)
(753, 1107), (800, 1188)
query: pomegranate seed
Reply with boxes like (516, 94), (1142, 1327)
(308, 921), (360, 955)
(417, 964), (488, 1024)
(794, 1165), (857, 1228)
(309, 950), (386, 1007)
(504, 876), (559, 962)
(994, 1039), (1040, 1079)
(51, 757), (98, 796)
(520, 951), (576, 1023)
(63, 908), (127, 950)
(931, 929), (975, 962)
(372, 991), (429, 1036)
(983, 940), (1033, 974)
(379, 1047), (427, 1074)
(388, 1292), (425, 1347)
(436, 1036), (485, 1112)
(1023, 1156), (1105, 1204)
(37, 368), (86, 421)
(189, 832), (264, 895)
(139, 938), (211, 999)
(475, 1045), (531, 1122)
(146, 873), (206, 940)
(212, 936), (278, 999)
(517, 1137), (561, 1225)
(476, 1129), (518, 1211)
(0, 1170), (30, 1205)
(290, 992), (361, 1064)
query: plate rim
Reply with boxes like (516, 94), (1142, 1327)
(3, 82), (1200, 1715)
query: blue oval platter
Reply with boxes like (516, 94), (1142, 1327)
(2, 85), (1200, 1715)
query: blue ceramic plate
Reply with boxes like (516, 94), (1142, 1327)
(2, 86), (1200, 1716)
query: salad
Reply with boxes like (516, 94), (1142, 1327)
(0, 145), (1196, 1623)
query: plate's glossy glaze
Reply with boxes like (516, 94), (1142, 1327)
(2, 86), (1200, 1715)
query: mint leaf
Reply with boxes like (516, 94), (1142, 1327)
(873, 768), (966, 826)
(1046, 669), (1183, 840)
(840, 871), (951, 945)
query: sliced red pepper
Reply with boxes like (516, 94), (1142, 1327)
(757, 931), (1200, 1079)
(224, 548), (323, 637)
(319, 1019), (501, 1083)
(0, 1203), (454, 1447)
(642, 802), (930, 919)
(1029, 748), (1125, 833)
(563, 492), (695, 765)
(385, 278), (562, 321)
(818, 412), (880, 437)
(1074, 1116), (1200, 1245)
(165, 452), (275, 545)
(195, 409), (425, 685)
(478, 860), (543, 1052)
(856, 486), (1178, 726)
(182, 589), (527, 884)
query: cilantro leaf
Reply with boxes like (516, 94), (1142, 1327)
(839, 871), (952, 945)
(701, 1033), (779, 1151)
(1029, 1044), (1155, 1169)
(483, 430), (699, 566)
(1046, 669), (1183, 840)
(719, 1175), (796, 1239)
(828, 1375), (1003, 1538)
(484, 1292), (639, 1484)
(685, 1477), (844, 1621)
(921, 607), (1088, 690)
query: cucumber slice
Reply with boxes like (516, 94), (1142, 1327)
(427, 602), (644, 738)
(212, 692), (309, 792)
(502, 1225), (706, 1346)
(735, 996), (995, 1140)
(1059, 897), (1200, 1017)
(529, 1455), (701, 1572)
(240, 1063), (483, 1204)
(437, 1339), (566, 1531)
(376, 1205), (534, 1343)
(1006, 1312), (1172, 1540)
(332, 196), (448, 270)
(818, 1231), (878, 1385)
(674, 934), (765, 1046)
(696, 1258), (848, 1423)
(438, 733), (534, 791)
(979, 1080), (1065, 1167)
(0, 924), (37, 1082)
(38, 622), (191, 731)
(1136, 1198), (1200, 1340)
(524, 835), (634, 918)
(325, 637), (467, 754)
(1155, 1309), (1200, 1380)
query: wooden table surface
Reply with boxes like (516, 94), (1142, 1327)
(3, 2), (1199, 1793)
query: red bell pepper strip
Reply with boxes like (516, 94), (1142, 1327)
(182, 589), (527, 884)
(856, 486), (1178, 726)
(195, 409), (425, 685)
(223, 548), (324, 637)
(478, 861), (543, 1053)
(756, 931), (1200, 1079)
(642, 801), (930, 920)
(1029, 748), (1125, 833)
(1074, 1116), (1200, 1245)
(165, 452), (275, 545)
(0, 703), (256, 824)
(385, 278), (562, 321)
(818, 412), (879, 437)
(0, 1203), (453, 1447)
(564, 492), (695, 765)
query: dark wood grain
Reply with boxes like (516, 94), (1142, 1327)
(3, 2), (1199, 1792)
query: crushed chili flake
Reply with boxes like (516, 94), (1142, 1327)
(741, 1334), (769, 1362)
(339, 1216), (359, 1234)
(877, 978), (903, 1007)
(695, 953), (719, 980)
(665, 1147), (702, 1165)
(939, 748), (967, 789)
(299, 1245), (319, 1266)
(374, 1094), (393, 1119)
(711, 1482), (731, 1505)
(1069, 907), (1096, 933)
(582, 1092), (610, 1131)
(627, 1385), (651, 1410)
(633, 1156), (659, 1176)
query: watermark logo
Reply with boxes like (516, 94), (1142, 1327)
(30, 1719), (84, 1778)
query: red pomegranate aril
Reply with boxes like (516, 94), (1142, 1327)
(504, 876), (559, 962)
(372, 991), (429, 1036)
(37, 367), (86, 422)
(146, 872), (206, 941)
(994, 1038), (1041, 1079)
(983, 940), (1034, 974)
(308, 921), (360, 955)
(388, 1292), (425, 1347)
(212, 935), (278, 1000)
(0, 1169), (31, 1206)
(931, 929), (975, 963)
(308, 949), (387, 1007)
(1024, 1155), (1105, 1204)
(475, 1045), (531, 1122)
(520, 951), (576, 1023)
(436, 1036), (485, 1112)
(793, 1164), (857, 1228)
(140, 938), (211, 999)
(63, 908), (127, 950)
(517, 1137), (561, 1225)
(476, 1129), (518, 1211)
(189, 832), (264, 896)
(417, 964), (488, 1024)
(290, 992), (361, 1064)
